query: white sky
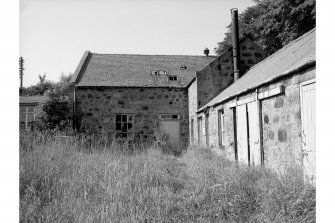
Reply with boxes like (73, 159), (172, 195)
(20, 0), (255, 86)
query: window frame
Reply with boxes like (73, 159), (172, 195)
(115, 113), (134, 139)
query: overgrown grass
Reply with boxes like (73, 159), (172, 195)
(20, 129), (315, 222)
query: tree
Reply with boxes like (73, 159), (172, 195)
(215, 0), (315, 55)
(21, 73), (54, 96)
(33, 73), (73, 130)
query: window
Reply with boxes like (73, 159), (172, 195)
(20, 105), (37, 128)
(151, 70), (167, 75)
(158, 70), (167, 75)
(198, 117), (202, 144)
(218, 109), (225, 146)
(168, 75), (177, 81)
(159, 114), (179, 120)
(115, 114), (134, 138)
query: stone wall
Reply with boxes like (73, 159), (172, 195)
(197, 66), (315, 170)
(197, 37), (266, 108)
(75, 87), (189, 147)
(188, 79), (198, 145)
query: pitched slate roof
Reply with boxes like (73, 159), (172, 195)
(72, 52), (216, 88)
(19, 96), (48, 105)
(198, 28), (316, 112)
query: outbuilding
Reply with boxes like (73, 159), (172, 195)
(194, 28), (316, 179)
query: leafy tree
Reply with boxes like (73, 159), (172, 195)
(33, 73), (73, 130)
(215, 0), (315, 55)
(21, 73), (54, 96)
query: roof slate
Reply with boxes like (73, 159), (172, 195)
(198, 28), (316, 112)
(74, 53), (216, 87)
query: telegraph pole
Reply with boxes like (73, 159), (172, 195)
(19, 57), (24, 94)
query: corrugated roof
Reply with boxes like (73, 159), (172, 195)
(198, 28), (316, 112)
(19, 96), (48, 105)
(74, 53), (217, 87)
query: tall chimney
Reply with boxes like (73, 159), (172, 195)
(19, 57), (24, 94)
(231, 8), (240, 82)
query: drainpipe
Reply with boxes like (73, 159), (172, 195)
(231, 8), (240, 82)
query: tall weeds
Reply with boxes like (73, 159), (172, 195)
(20, 130), (315, 222)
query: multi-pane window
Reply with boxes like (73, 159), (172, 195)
(218, 109), (225, 146)
(159, 114), (179, 120)
(20, 105), (36, 128)
(116, 114), (134, 138)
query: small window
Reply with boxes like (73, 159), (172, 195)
(180, 65), (187, 70)
(116, 114), (134, 138)
(218, 109), (225, 146)
(217, 64), (222, 70)
(169, 75), (177, 81)
(159, 114), (179, 120)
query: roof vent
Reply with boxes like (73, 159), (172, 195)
(180, 65), (187, 70)
(158, 70), (167, 75)
(204, 47), (209, 57)
(169, 75), (177, 81)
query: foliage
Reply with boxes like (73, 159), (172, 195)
(215, 0), (316, 55)
(32, 73), (73, 130)
(20, 129), (316, 222)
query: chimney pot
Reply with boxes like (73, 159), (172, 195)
(204, 47), (209, 57)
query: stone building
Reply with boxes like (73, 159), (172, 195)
(70, 37), (265, 149)
(20, 96), (48, 128)
(193, 28), (315, 179)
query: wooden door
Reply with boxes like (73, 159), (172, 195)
(205, 114), (209, 146)
(236, 104), (249, 164)
(160, 120), (180, 148)
(247, 101), (262, 165)
(301, 80), (316, 180)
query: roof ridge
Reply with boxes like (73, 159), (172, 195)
(90, 52), (218, 58)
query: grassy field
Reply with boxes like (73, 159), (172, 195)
(20, 129), (315, 223)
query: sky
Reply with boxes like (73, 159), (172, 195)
(20, 0), (255, 87)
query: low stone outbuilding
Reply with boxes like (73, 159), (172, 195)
(71, 53), (216, 148)
(19, 96), (48, 128)
(194, 28), (316, 179)
(70, 37), (265, 149)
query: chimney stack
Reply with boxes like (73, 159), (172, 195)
(19, 57), (24, 94)
(204, 47), (209, 57)
(231, 8), (240, 82)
